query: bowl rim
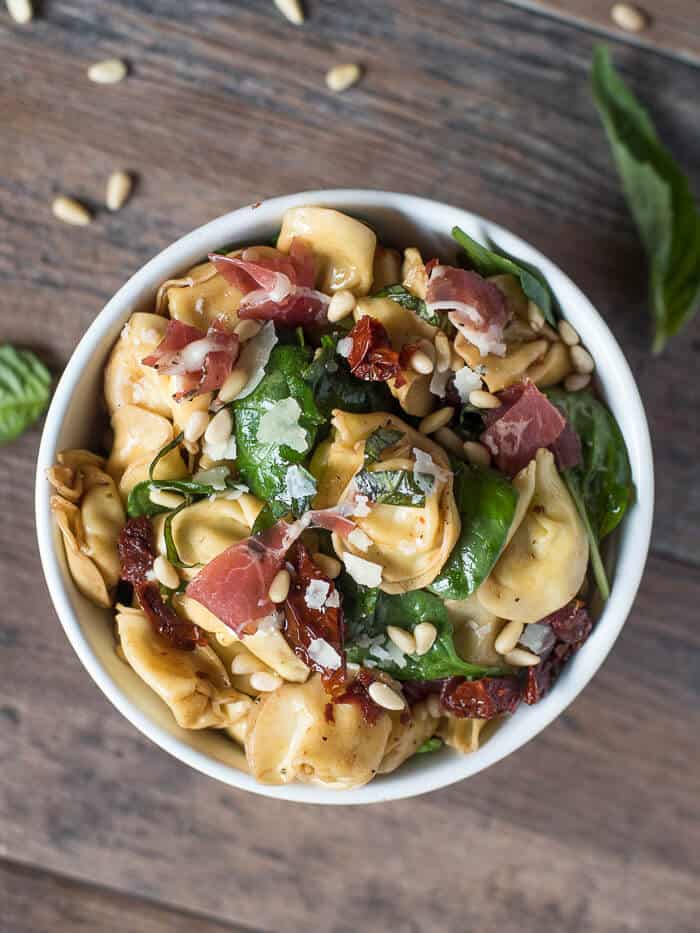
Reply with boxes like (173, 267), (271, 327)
(35, 188), (655, 805)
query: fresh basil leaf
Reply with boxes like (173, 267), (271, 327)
(302, 333), (395, 419)
(452, 227), (556, 326)
(429, 462), (517, 600)
(373, 284), (446, 329)
(355, 468), (429, 507)
(592, 46), (700, 352)
(127, 478), (225, 518)
(416, 737), (443, 754)
(149, 432), (184, 481)
(363, 427), (404, 465)
(0, 346), (51, 444)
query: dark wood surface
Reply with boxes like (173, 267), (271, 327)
(1, 3), (699, 932)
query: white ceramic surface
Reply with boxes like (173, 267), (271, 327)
(35, 189), (654, 805)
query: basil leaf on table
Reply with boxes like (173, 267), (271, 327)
(428, 462), (517, 600)
(363, 426), (404, 465)
(547, 387), (634, 600)
(354, 468), (429, 507)
(592, 45), (700, 352)
(372, 284), (446, 329)
(0, 346), (51, 444)
(452, 226), (557, 326)
(302, 334), (396, 419)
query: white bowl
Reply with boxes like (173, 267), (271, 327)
(35, 189), (654, 804)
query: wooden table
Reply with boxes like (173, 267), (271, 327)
(1, 2), (698, 931)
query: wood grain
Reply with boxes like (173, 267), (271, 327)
(1, 1), (699, 930)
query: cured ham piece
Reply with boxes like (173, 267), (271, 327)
(426, 265), (508, 357)
(481, 381), (567, 476)
(346, 316), (406, 387)
(142, 319), (239, 400)
(210, 239), (330, 326)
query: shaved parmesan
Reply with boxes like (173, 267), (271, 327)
(429, 366), (451, 398)
(308, 637), (342, 671)
(336, 337), (353, 358)
(325, 589), (340, 609)
(257, 611), (283, 634)
(350, 494), (371, 517)
(453, 364), (482, 402)
(348, 527), (372, 552)
(412, 447), (448, 493)
(342, 553), (383, 587)
(231, 321), (278, 400)
(203, 433), (237, 463)
(284, 464), (317, 501)
(304, 579), (330, 610)
(257, 397), (307, 452)
(193, 465), (230, 490)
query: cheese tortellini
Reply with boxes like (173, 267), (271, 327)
(163, 256), (245, 330)
(378, 703), (440, 774)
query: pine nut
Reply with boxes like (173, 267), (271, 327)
(105, 170), (132, 211)
(495, 620), (525, 655)
(419, 406), (454, 435)
(414, 622), (437, 656)
(231, 654), (264, 675)
(564, 372), (591, 392)
(327, 289), (356, 323)
(250, 671), (283, 692)
(184, 410), (209, 443)
(87, 58), (128, 84)
(504, 648), (541, 667)
(52, 196), (91, 226)
(325, 63), (362, 93)
(463, 441), (491, 467)
(153, 555), (179, 590)
(434, 426), (464, 457)
(417, 338), (436, 364)
(311, 552), (342, 579)
(409, 348), (434, 375)
(611, 3), (647, 32)
(540, 323), (560, 342)
(234, 319), (263, 342)
(386, 625), (417, 655)
(426, 694), (442, 718)
(557, 319), (580, 346)
(218, 367), (249, 403)
(368, 681), (405, 711)
(570, 345), (595, 374)
(527, 302), (545, 332)
(469, 389), (501, 410)
(274, 0), (304, 25)
(204, 408), (232, 445)
(434, 332), (451, 373)
(268, 569), (291, 604)
(149, 487), (185, 509)
(6, 0), (32, 24)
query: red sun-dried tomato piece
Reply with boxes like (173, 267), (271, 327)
(136, 581), (206, 652)
(333, 668), (384, 725)
(440, 675), (521, 720)
(347, 316), (406, 387)
(543, 599), (593, 645)
(523, 600), (595, 704)
(118, 516), (156, 585)
(522, 642), (572, 705)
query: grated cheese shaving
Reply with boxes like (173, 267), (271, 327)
(257, 397), (308, 452)
(308, 637), (341, 670)
(304, 579), (330, 610)
(342, 553), (383, 587)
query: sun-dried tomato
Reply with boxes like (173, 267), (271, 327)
(522, 600), (594, 704)
(401, 679), (446, 706)
(440, 675), (521, 719)
(543, 599), (593, 645)
(333, 668), (384, 725)
(136, 581), (205, 652)
(118, 516), (155, 584)
(522, 642), (572, 705)
(347, 316), (406, 387)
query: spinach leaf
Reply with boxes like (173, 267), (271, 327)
(547, 387), (634, 600)
(416, 737), (443, 754)
(233, 344), (325, 522)
(127, 477), (231, 518)
(592, 46), (700, 352)
(354, 468), (430, 507)
(149, 432), (184, 480)
(0, 346), (51, 444)
(429, 462), (517, 600)
(452, 227), (557, 326)
(163, 501), (199, 570)
(303, 334), (395, 418)
(341, 580), (507, 681)
(363, 427), (404, 465)
(373, 284), (446, 329)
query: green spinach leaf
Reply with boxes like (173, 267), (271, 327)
(363, 427), (404, 465)
(416, 737), (443, 754)
(0, 346), (51, 444)
(429, 462), (517, 600)
(127, 477), (231, 518)
(592, 46), (700, 352)
(303, 334), (395, 418)
(373, 283), (446, 329)
(354, 468), (430, 507)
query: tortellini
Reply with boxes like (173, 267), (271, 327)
(478, 448), (589, 623)
(445, 592), (504, 667)
(314, 411), (460, 594)
(245, 674), (392, 788)
(277, 206), (377, 295)
(164, 257), (245, 331)
(439, 716), (488, 754)
(107, 405), (186, 497)
(456, 335), (549, 394)
(372, 245), (402, 291)
(104, 313), (171, 417)
(378, 703), (440, 774)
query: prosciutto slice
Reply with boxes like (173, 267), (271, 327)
(210, 239), (330, 326)
(481, 381), (568, 476)
(426, 265), (508, 357)
(142, 319), (239, 400)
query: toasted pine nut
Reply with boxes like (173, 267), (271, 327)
(469, 389), (501, 409)
(409, 348), (434, 375)
(268, 569), (291, 604)
(570, 345), (595, 374)
(204, 408), (232, 445)
(250, 671), (283, 692)
(52, 196), (91, 226)
(327, 289), (356, 322)
(149, 487), (185, 510)
(419, 406), (454, 435)
(234, 319), (263, 342)
(527, 302), (545, 332)
(218, 367), (249, 403)
(325, 63), (362, 93)
(311, 552), (342, 579)
(184, 410), (209, 443)
(368, 681), (405, 711)
(274, 0), (304, 25)
(434, 332), (451, 373)
(105, 170), (132, 211)
(463, 441), (491, 467)
(540, 323), (560, 341)
(504, 648), (541, 667)
(495, 620), (525, 655)
(557, 319), (580, 346)
(426, 694), (442, 718)
(6, 0), (32, 23)
(88, 58), (128, 84)
(564, 372), (591, 392)
(434, 426), (464, 457)
(414, 622), (437, 656)
(416, 338), (436, 363)
(231, 654), (264, 675)
(386, 625), (417, 655)
(611, 3), (647, 32)
(153, 555), (179, 590)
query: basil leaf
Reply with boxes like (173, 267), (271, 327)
(0, 346), (51, 444)
(416, 737), (443, 754)
(354, 468), (429, 507)
(149, 432), (184, 481)
(592, 46), (700, 352)
(302, 334), (395, 418)
(373, 284), (446, 329)
(363, 427), (404, 465)
(429, 462), (517, 600)
(127, 478), (223, 518)
(452, 226), (556, 326)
